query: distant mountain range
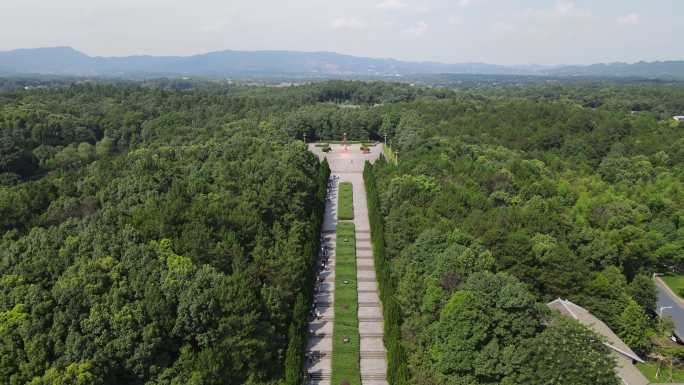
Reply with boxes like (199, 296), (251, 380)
(1, 47), (683, 80)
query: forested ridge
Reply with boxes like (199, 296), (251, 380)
(1, 79), (684, 384)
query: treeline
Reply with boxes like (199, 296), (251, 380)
(0, 81), (456, 182)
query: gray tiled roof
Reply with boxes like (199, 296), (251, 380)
(547, 298), (649, 385)
(548, 298), (643, 363)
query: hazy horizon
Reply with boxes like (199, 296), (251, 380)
(5, 45), (684, 68)
(1, 0), (682, 66)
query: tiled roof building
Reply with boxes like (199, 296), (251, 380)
(548, 298), (648, 385)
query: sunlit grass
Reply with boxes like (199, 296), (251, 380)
(637, 361), (684, 383)
(338, 182), (354, 220)
(331, 222), (360, 385)
(661, 274), (684, 298)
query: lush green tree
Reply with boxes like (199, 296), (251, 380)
(512, 316), (619, 385)
(429, 272), (540, 384)
(616, 299), (652, 354)
(629, 273), (657, 314)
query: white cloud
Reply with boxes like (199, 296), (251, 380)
(514, 0), (593, 22)
(617, 12), (640, 25)
(448, 16), (462, 26)
(331, 17), (366, 30)
(402, 21), (428, 36)
(376, 0), (407, 10)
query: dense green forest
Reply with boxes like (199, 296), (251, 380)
(363, 83), (684, 384)
(1, 79), (684, 384)
(0, 83), (336, 384)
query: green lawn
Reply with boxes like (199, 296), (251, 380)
(661, 274), (684, 298)
(637, 362), (684, 383)
(338, 182), (354, 220)
(332, 222), (360, 385)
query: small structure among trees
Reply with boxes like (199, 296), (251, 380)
(548, 298), (648, 385)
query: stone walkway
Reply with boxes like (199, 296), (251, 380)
(307, 143), (388, 385)
(305, 178), (337, 385)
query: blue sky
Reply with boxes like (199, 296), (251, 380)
(0, 0), (681, 65)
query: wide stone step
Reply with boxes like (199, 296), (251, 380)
(360, 332), (384, 337)
(359, 302), (380, 307)
(359, 316), (383, 322)
(360, 351), (386, 358)
(358, 321), (384, 334)
(358, 277), (378, 282)
(361, 373), (387, 380)
(360, 380), (389, 385)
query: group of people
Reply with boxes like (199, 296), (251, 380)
(325, 175), (339, 203)
(304, 175), (339, 377)
(311, 175), (338, 323)
(310, 240), (330, 323)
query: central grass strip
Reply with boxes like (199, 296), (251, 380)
(337, 182), (354, 220)
(332, 224), (360, 384)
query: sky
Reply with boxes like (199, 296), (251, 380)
(0, 0), (682, 65)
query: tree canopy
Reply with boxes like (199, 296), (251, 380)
(2, 78), (684, 384)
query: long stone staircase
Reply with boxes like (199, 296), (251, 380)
(348, 173), (388, 385)
(304, 187), (337, 385)
(306, 143), (388, 385)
